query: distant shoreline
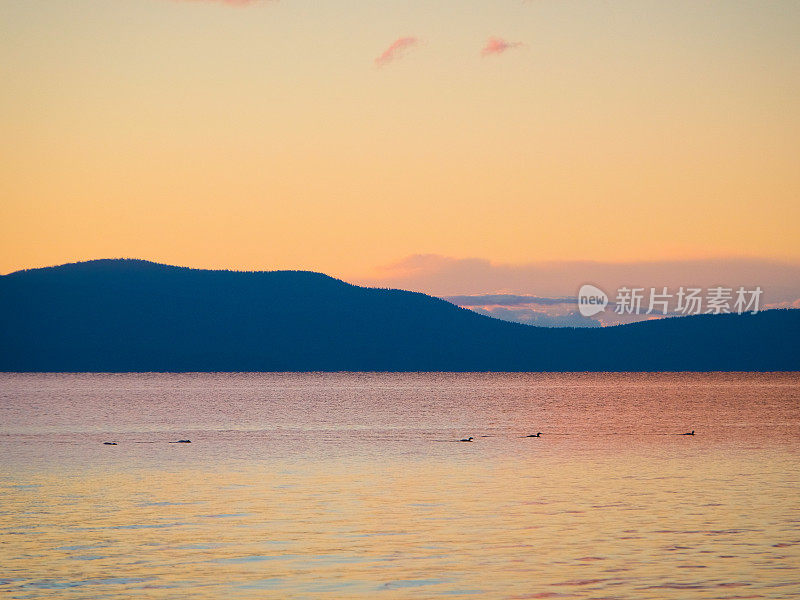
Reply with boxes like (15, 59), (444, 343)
(2, 260), (799, 372)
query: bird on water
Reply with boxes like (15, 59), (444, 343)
(526, 432), (542, 438)
(681, 430), (695, 436)
(459, 437), (474, 442)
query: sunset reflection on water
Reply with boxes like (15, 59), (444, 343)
(2, 373), (799, 599)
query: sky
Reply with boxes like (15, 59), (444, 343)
(2, 1), (799, 311)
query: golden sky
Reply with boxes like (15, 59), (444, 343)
(2, 0), (799, 281)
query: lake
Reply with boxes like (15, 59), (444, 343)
(1, 372), (799, 599)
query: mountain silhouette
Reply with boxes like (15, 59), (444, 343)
(1, 259), (797, 371)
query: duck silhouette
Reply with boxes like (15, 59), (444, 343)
(681, 431), (695, 436)
(169, 439), (192, 443)
(526, 432), (542, 438)
(459, 437), (474, 442)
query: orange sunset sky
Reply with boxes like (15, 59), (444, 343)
(1, 1), (799, 291)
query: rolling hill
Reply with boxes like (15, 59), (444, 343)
(1, 259), (797, 371)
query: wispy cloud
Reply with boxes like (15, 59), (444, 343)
(359, 254), (800, 307)
(470, 306), (602, 328)
(176, 0), (268, 6)
(481, 37), (522, 56)
(375, 37), (418, 67)
(445, 294), (576, 307)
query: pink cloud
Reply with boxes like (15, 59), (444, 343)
(358, 254), (800, 307)
(481, 37), (522, 56)
(176, 0), (267, 6)
(375, 37), (419, 67)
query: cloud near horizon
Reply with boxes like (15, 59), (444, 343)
(375, 37), (419, 67)
(359, 254), (800, 307)
(175, 0), (268, 6)
(445, 294), (576, 307)
(443, 290), (800, 327)
(471, 306), (602, 328)
(481, 37), (522, 56)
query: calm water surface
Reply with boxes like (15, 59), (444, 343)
(1, 373), (799, 599)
